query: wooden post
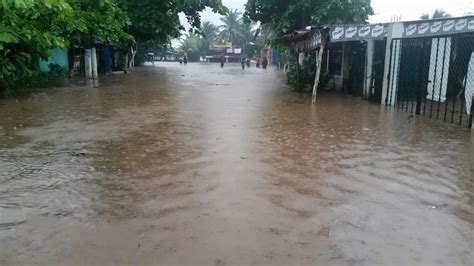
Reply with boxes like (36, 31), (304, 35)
(312, 43), (325, 105)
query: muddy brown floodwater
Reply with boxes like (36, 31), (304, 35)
(0, 62), (473, 265)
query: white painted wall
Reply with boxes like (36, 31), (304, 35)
(465, 52), (474, 125)
(381, 22), (404, 105)
(426, 37), (451, 102)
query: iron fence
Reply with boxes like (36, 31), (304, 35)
(385, 33), (474, 127)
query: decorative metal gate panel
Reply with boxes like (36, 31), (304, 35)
(385, 34), (474, 127)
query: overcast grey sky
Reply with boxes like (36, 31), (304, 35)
(174, 0), (473, 45)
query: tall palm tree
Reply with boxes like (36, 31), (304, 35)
(200, 21), (217, 40)
(200, 21), (217, 51)
(179, 32), (201, 60)
(239, 22), (256, 43)
(218, 9), (244, 47)
(255, 23), (274, 47)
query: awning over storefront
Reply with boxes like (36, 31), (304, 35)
(329, 24), (387, 42)
(283, 16), (474, 53)
(402, 16), (474, 38)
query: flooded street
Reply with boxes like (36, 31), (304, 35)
(1, 62), (473, 265)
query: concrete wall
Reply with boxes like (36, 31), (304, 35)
(38, 48), (69, 72)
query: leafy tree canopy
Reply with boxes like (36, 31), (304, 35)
(66, 0), (132, 48)
(244, 0), (373, 34)
(1, 0), (72, 88)
(1, 0), (228, 92)
(119, 0), (228, 44)
(218, 9), (244, 46)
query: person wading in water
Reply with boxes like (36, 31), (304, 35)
(240, 57), (246, 69)
(262, 57), (268, 69)
(220, 55), (225, 68)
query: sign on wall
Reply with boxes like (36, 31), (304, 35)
(330, 24), (387, 42)
(403, 17), (474, 38)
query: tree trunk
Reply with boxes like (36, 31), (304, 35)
(311, 43), (325, 105)
(129, 42), (139, 69)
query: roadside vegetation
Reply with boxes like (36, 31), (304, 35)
(0, 0), (227, 97)
(3, 1), (455, 96)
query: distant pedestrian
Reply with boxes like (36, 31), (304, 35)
(183, 56), (187, 65)
(256, 56), (261, 68)
(240, 57), (245, 69)
(220, 55), (225, 68)
(246, 57), (250, 67)
(262, 57), (268, 69)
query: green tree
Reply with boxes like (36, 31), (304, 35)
(119, 0), (228, 64)
(65, 0), (131, 48)
(179, 32), (201, 61)
(239, 22), (256, 43)
(199, 21), (218, 50)
(218, 9), (244, 47)
(1, 0), (132, 95)
(238, 22), (259, 56)
(1, 0), (72, 94)
(245, 0), (373, 34)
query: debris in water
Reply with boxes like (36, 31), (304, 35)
(295, 241), (309, 246)
(214, 258), (224, 265)
(263, 253), (274, 259)
(330, 245), (343, 259)
(318, 225), (331, 237)
(71, 150), (88, 156)
(268, 227), (281, 234)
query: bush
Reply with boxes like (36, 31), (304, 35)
(287, 53), (316, 92)
(1, 64), (69, 97)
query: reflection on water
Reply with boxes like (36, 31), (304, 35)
(0, 62), (473, 265)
